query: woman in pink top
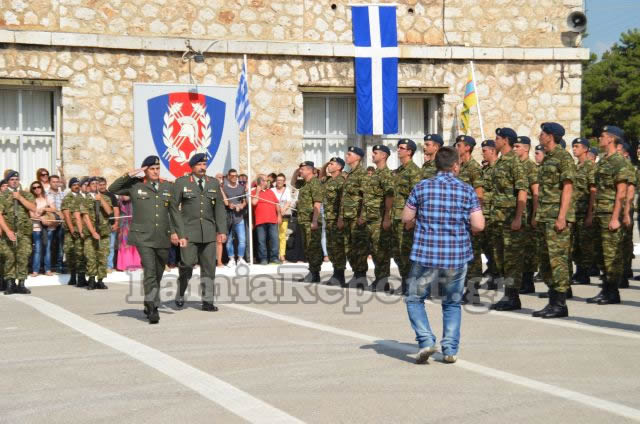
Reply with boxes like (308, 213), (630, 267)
(29, 181), (57, 276)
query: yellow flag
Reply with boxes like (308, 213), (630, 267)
(460, 70), (477, 134)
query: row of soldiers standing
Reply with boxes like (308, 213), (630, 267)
(293, 122), (635, 318)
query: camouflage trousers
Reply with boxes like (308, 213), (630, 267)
(467, 233), (483, 283)
(538, 221), (572, 293)
(522, 220), (538, 273)
(623, 209), (635, 274)
(299, 221), (324, 273)
(64, 233), (86, 273)
(492, 220), (525, 289)
(572, 215), (596, 269)
(392, 219), (414, 279)
(84, 236), (110, 280)
(325, 220), (346, 271)
(480, 221), (498, 276)
(366, 219), (392, 279)
(594, 215), (624, 284)
(342, 218), (368, 274)
(1, 233), (32, 280)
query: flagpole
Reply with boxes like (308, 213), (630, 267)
(244, 54), (254, 265)
(469, 60), (486, 141)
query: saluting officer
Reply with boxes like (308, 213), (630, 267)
(109, 155), (178, 324)
(171, 153), (227, 312)
(422, 134), (443, 180)
(295, 161), (325, 283)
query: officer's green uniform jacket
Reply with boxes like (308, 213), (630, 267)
(322, 173), (345, 221)
(362, 166), (394, 221)
(574, 159), (596, 217)
(422, 160), (437, 180)
(79, 194), (113, 237)
(340, 164), (366, 220)
(594, 152), (629, 216)
(537, 145), (576, 223)
(393, 160), (421, 220)
(109, 175), (177, 248)
(296, 177), (324, 222)
(0, 189), (35, 235)
(171, 174), (227, 244)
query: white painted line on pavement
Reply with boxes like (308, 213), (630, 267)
(226, 303), (640, 422)
(11, 295), (304, 424)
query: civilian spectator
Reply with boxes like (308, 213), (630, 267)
(98, 177), (120, 272)
(29, 181), (57, 276)
(271, 173), (293, 262)
(223, 169), (248, 266)
(251, 175), (281, 264)
(267, 172), (277, 188)
(46, 175), (65, 273)
(116, 195), (141, 271)
(402, 147), (484, 365)
(36, 168), (51, 193)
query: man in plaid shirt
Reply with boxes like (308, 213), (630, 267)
(402, 147), (484, 364)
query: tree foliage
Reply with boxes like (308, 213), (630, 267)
(582, 29), (640, 141)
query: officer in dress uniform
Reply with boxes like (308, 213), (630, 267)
(171, 153), (227, 312)
(109, 155), (178, 324)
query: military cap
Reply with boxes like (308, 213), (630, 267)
(572, 138), (590, 148)
(87, 177), (98, 184)
(481, 139), (496, 149)
(189, 153), (208, 167)
(397, 138), (417, 152)
(621, 142), (631, 153)
(372, 144), (390, 155)
(347, 146), (365, 157)
(0, 179), (5, 186)
(424, 134), (444, 145)
(141, 155), (160, 168)
(4, 170), (19, 180)
(535, 144), (544, 152)
(455, 135), (476, 147)
(602, 125), (624, 139)
(329, 157), (345, 168)
(80, 176), (90, 186)
(540, 122), (565, 137)
(299, 160), (315, 168)
(560, 139), (566, 149)
(495, 127), (517, 142)
(68, 177), (80, 188)
(589, 147), (599, 156)
(515, 136), (531, 145)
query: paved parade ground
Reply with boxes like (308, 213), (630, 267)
(2, 259), (640, 423)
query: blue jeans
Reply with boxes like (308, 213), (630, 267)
(405, 263), (467, 355)
(46, 226), (64, 272)
(255, 223), (279, 263)
(227, 220), (246, 259)
(107, 231), (117, 269)
(32, 231), (46, 273)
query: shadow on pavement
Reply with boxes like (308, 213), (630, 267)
(360, 340), (417, 364)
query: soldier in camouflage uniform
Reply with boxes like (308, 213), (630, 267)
(61, 177), (84, 286)
(0, 171), (37, 294)
(362, 145), (395, 291)
(392, 139), (422, 295)
(489, 128), (528, 311)
(587, 125), (628, 305)
(294, 161), (325, 283)
(74, 177), (91, 287)
(422, 134), (443, 179)
(532, 123), (576, 318)
(454, 135), (484, 303)
(570, 138), (597, 285)
(512, 136), (540, 295)
(617, 142), (636, 288)
(337, 146), (369, 287)
(321, 157), (347, 285)
(480, 140), (499, 286)
(80, 177), (114, 290)
(0, 179), (7, 292)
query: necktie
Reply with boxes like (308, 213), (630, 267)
(198, 179), (204, 192)
(152, 182), (157, 191)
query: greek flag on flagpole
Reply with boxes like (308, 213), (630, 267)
(235, 61), (250, 132)
(351, 5), (398, 135)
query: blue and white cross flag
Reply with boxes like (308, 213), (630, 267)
(351, 4), (398, 135)
(235, 60), (251, 132)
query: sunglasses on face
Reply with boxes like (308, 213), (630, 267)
(33, 186), (42, 189)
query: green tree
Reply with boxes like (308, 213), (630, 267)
(582, 29), (640, 142)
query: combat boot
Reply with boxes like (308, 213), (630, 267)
(542, 291), (568, 319)
(325, 269), (345, 286)
(588, 265), (600, 277)
(597, 283), (621, 305)
(202, 301), (219, 312)
(16, 280), (31, 294)
(3, 279), (16, 295)
(345, 272), (367, 289)
(532, 290), (555, 317)
(87, 276), (96, 290)
(370, 276), (391, 292)
(618, 275), (630, 289)
(572, 266), (590, 285)
(296, 272), (320, 283)
(461, 280), (481, 305)
(96, 279), (108, 289)
(144, 301), (159, 324)
(519, 272), (535, 294)
(76, 273), (87, 288)
(586, 281), (609, 304)
(67, 273), (77, 286)
(490, 288), (521, 311)
(533, 272), (544, 282)
(566, 286), (573, 299)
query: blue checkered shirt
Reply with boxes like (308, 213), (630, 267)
(406, 172), (481, 269)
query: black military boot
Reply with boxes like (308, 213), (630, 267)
(76, 273), (87, 288)
(144, 301), (159, 324)
(542, 290), (568, 319)
(625, 268), (633, 279)
(618, 274), (630, 289)
(96, 279), (108, 289)
(572, 266), (590, 285)
(586, 281), (609, 304)
(597, 282), (621, 305)
(566, 286), (573, 299)
(490, 288), (521, 311)
(588, 265), (600, 277)
(0, 277), (5, 292)
(67, 273), (77, 286)
(461, 280), (481, 305)
(202, 301), (219, 312)
(296, 271), (320, 283)
(485, 275), (499, 290)
(326, 269), (345, 286)
(532, 289), (555, 317)
(519, 272), (535, 294)
(4, 279), (16, 295)
(346, 272), (367, 289)
(87, 276), (96, 290)
(533, 272), (544, 282)
(16, 280), (31, 294)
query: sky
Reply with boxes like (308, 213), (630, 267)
(583, 0), (640, 58)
